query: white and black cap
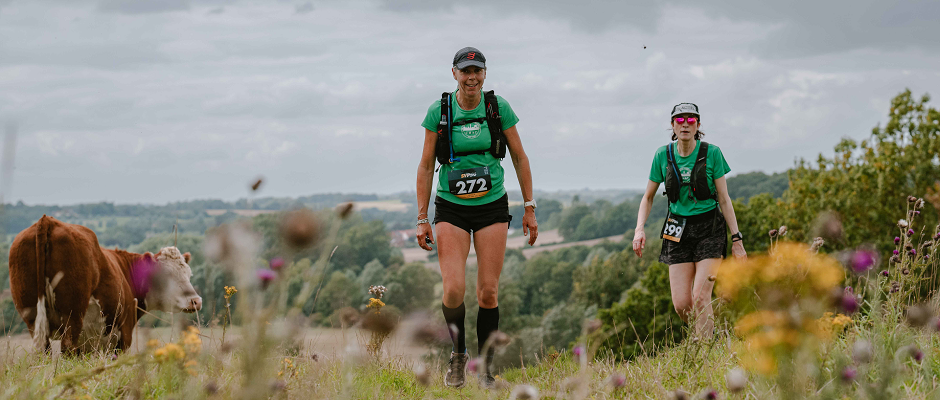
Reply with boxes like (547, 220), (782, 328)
(453, 47), (486, 70)
(670, 103), (700, 118)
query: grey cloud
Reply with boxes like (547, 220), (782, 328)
(207, 6), (224, 14)
(294, 1), (313, 14)
(98, 0), (190, 14)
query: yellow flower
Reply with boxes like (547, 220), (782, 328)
(367, 298), (385, 309)
(147, 339), (160, 348)
(224, 286), (238, 298)
(182, 326), (202, 354)
(154, 343), (186, 362)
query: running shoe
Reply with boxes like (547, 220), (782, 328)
(444, 351), (469, 388)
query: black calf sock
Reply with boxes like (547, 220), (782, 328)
(477, 306), (500, 366)
(441, 303), (466, 353)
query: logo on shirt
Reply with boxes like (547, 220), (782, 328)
(680, 167), (692, 183)
(460, 122), (482, 139)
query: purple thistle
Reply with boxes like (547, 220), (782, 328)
(880, 270), (889, 277)
(935, 318), (940, 332)
(895, 237), (901, 245)
(908, 229), (915, 237)
(840, 367), (857, 382)
(911, 249), (917, 256)
(842, 293), (859, 314)
(915, 210), (921, 215)
(269, 257), (286, 271)
(935, 232), (940, 240)
(129, 256), (159, 296)
(893, 249), (900, 255)
(851, 250), (877, 273)
(704, 389), (718, 400)
(891, 281), (900, 293)
(573, 345), (584, 357)
(257, 269), (277, 288)
(468, 357), (480, 373)
(913, 348), (925, 362)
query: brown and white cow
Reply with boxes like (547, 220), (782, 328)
(8, 215), (202, 354)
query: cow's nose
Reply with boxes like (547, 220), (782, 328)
(191, 297), (203, 311)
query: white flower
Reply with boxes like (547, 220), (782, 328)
(898, 219), (909, 229)
(778, 225), (788, 236)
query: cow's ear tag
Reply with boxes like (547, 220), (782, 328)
(183, 252), (191, 264)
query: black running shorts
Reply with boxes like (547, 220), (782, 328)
(433, 194), (511, 234)
(659, 208), (727, 265)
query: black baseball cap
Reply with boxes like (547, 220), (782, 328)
(453, 47), (486, 70)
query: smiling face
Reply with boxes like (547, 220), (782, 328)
(671, 113), (701, 141)
(452, 65), (486, 94)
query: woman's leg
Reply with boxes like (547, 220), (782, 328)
(691, 258), (722, 338)
(472, 222), (508, 366)
(437, 222), (472, 352)
(668, 263), (695, 322)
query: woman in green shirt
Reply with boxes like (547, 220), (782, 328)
(632, 103), (747, 339)
(415, 47), (538, 388)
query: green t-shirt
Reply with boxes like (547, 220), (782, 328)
(649, 140), (731, 216)
(421, 90), (519, 206)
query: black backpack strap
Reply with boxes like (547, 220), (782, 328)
(693, 141), (717, 201)
(436, 92), (456, 165)
(667, 142), (682, 184)
(483, 91), (507, 159)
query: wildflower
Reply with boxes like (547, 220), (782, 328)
(182, 326), (202, 354)
(908, 229), (915, 237)
(908, 195), (917, 204)
(778, 225), (788, 236)
(224, 286), (237, 297)
(915, 210), (922, 215)
(698, 388), (719, 399)
(811, 237), (825, 252)
(842, 293), (859, 314)
(257, 269), (276, 288)
(926, 255), (931, 261)
(895, 236), (901, 245)
(841, 367), (857, 382)
(153, 343), (185, 362)
(902, 268), (910, 275)
(147, 339), (160, 348)
(880, 270), (889, 277)
(910, 249), (917, 256)
(893, 249), (900, 256)
(935, 232), (940, 240)
(852, 340), (873, 364)
(906, 243), (913, 251)
(279, 208), (320, 250)
(509, 385), (539, 400)
(184, 359), (199, 376)
(899, 219), (909, 229)
(367, 298), (385, 309)
(269, 257), (285, 271)
(850, 249), (877, 273)
(908, 346), (925, 362)
(725, 367), (747, 393)
(607, 372), (626, 389)
(890, 255), (900, 264)
(368, 285), (387, 298)
(769, 229), (778, 238)
(573, 345), (584, 357)
(468, 357), (480, 373)
(890, 281), (900, 293)
(915, 198), (925, 209)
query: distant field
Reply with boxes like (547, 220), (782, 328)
(351, 200), (410, 212)
(205, 209), (279, 217)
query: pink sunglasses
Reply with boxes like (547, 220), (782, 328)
(673, 117), (698, 124)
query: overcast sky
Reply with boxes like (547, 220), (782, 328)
(1, 0), (938, 205)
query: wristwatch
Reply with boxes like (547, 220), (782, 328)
(523, 200), (537, 209)
(731, 232), (743, 242)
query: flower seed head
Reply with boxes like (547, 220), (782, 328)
(811, 237), (826, 252)
(899, 219), (909, 229)
(778, 225), (788, 236)
(880, 269), (889, 277)
(852, 340), (873, 363)
(279, 209), (321, 250)
(509, 384), (539, 400)
(902, 268), (910, 275)
(725, 367), (747, 393)
(916, 198), (925, 209)
(890, 255), (900, 264)
(769, 229), (778, 238)
(891, 281), (900, 293)
(908, 195), (918, 204)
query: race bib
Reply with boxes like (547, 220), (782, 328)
(662, 216), (687, 242)
(448, 167), (491, 199)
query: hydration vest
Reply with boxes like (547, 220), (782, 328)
(663, 141), (716, 204)
(435, 90), (507, 165)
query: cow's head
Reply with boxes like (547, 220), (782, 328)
(138, 247), (203, 313)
